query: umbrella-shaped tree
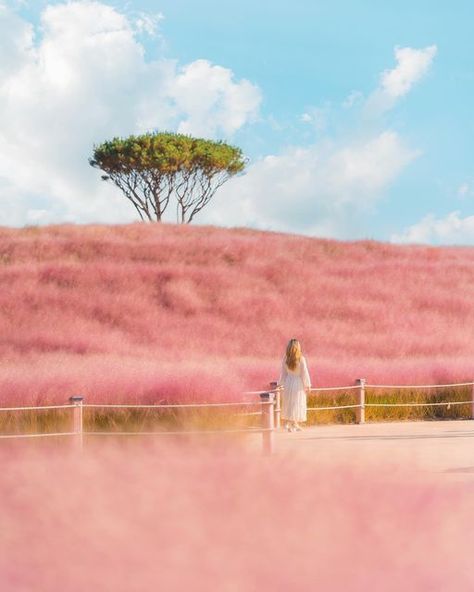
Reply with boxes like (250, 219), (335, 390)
(89, 132), (246, 223)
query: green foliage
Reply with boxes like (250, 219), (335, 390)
(89, 132), (246, 223)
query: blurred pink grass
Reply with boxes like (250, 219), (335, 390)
(0, 222), (473, 405)
(0, 441), (473, 591)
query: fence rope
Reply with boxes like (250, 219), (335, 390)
(365, 382), (474, 389)
(83, 401), (269, 410)
(366, 400), (472, 408)
(307, 404), (361, 411)
(1, 381), (472, 413)
(0, 404), (76, 412)
(1, 380), (472, 444)
(84, 427), (273, 436)
(309, 385), (360, 392)
(0, 431), (76, 440)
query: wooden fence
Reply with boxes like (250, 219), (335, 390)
(1, 379), (473, 454)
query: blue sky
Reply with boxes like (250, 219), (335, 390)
(1, 0), (473, 243)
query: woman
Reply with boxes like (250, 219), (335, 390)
(278, 338), (311, 432)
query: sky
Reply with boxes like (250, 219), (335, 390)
(0, 0), (473, 244)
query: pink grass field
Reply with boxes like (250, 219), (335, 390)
(0, 440), (473, 591)
(0, 222), (473, 405)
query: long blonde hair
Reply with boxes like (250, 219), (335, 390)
(285, 338), (302, 371)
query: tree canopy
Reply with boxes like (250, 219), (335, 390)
(89, 132), (246, 223)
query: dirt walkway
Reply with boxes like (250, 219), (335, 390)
(271, 419), (474, 482)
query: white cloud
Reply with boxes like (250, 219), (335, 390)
(391, 211), (474, 245)
(0, 1), (261, 226)
(205, 46), (435, 239)
(381, 45), (437, 98)
(200, 131), (419, 238)
(366, 45), (437, 115)
(0, 1), (34, 78)
(133, 11), (164, 37)
(200, 45), (435, 239)
(171, 60), (261, 137)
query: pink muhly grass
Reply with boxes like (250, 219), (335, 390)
(0, 223), (473, 405)
(0, 355), (245, 406)
(0, 441), (472, 591)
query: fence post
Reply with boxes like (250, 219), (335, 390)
(69, 396), (84, 451)
(471, 382), (474, 420)
(269, 381), (281, 430)
(260, 392), (275, 455)
(355, 379), (366, 424)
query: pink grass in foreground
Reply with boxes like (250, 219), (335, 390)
(0, 441), (473, 591)
(0, 223), (473, 405)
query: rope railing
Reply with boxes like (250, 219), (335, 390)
(1, 381), (471, 413)
(309, 385), (360, 392)
(0, 404), (76, 412)
(365, 381), (474, 389)
(1, 379), (473, 453)
(306, 404), (361, 411)
(0, 431), (77, 439)
(85, 426), (273, 437)
(83, 401), (271, 409)
(365, 400), (472, 408)
(0, 393), (276, 454)
(304, 379), (474, 423)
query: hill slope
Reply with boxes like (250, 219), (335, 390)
(0, 223), (473, 404)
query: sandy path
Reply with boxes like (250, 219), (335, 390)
(268, 419), (474, 481)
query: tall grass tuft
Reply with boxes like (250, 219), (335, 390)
(0, 223), (473, 407)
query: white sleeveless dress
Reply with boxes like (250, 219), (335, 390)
(279, 356), (311, 422)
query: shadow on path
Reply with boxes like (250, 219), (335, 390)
(444, 466), (474, 474)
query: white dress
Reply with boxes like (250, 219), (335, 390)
(279, 356), (311, 422)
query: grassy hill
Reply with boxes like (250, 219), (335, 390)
(0, 222), (473, 405)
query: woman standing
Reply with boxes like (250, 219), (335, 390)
(278, 338), (311, 432)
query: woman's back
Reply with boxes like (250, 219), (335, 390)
(284, 356), (305, 375)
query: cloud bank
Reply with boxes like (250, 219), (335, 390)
(391, 211), (474, 245)
(201, 45), (436, 238)
(202, 132), (418, 238)
(0, 1), (261, 226)
(365, 45), (437, 115)
(0, 4), (440, 242)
